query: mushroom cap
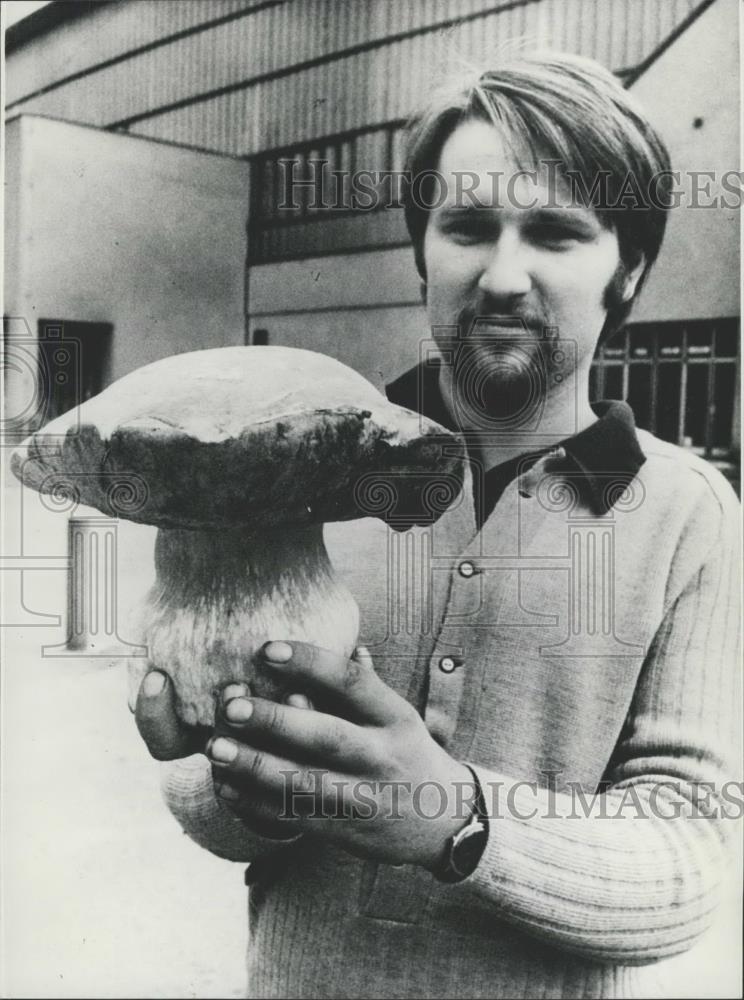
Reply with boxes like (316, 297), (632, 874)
(12, 346), (464, 529)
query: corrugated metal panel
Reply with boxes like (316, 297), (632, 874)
(5, 0), (256, 107)
(127, 0), (699, 156)
(8, 0), (702, 154)
(9, 1), (299, 125)
(6, 0), (514, 116)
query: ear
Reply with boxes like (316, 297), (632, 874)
(622, 255), (646, 302)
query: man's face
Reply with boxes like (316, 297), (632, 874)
(422, 119), (628, 424)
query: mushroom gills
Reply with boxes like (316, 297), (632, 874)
(129, 522), (359, 727)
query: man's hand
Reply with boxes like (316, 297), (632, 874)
(207, 641), (475, 869)
(133, 670), (206, 760)
(132, 669), (307, 841)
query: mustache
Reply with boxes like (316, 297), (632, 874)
(456, 306), (549, 339)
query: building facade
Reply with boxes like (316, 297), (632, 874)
(4, 0), (740, 477)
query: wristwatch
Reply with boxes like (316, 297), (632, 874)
(432, 764), (490, 883)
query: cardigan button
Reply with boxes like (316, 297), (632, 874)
(438, 656), (461, 673)
(458, 560), (476, 578)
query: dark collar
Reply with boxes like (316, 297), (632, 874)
(557, 398), (647, 514)
(386, 361), (647, 517)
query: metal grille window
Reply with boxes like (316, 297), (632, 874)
(248, 121), (407, 264)
(590, 319), (740, 460)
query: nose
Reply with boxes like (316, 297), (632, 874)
(476, 230), (532, 303)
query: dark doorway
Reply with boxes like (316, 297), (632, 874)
(37, 319), (113, 423)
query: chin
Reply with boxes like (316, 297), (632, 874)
(452, 343), (547, 426)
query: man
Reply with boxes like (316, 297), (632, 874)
(135, 53), (740, 998)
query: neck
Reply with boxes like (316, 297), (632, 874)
(440, 363), (597, 471)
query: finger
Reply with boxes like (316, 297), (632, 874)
(221, 696), (373, 770)
(211, 683), (252, 739)
(284, 693), (313, 710)
(261, 641), (400, 725)
(220, 682), (251, 707)
(207, 733), (345, 812)
(135, 671), (202, 761)
(213, 778), (303, 840)
(353, 645), (373, 667)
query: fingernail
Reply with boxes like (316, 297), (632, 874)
(225, 698), (253, 723)
(217, 783), (239, 802)
(210, 737), (238, 763)
(285, 693), (312, 710)
(264, 641), (293, 663)
(143, 672), (166, 696)
(222, 683), (248, 705)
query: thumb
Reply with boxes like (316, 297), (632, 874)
(135, 671), (198, 761)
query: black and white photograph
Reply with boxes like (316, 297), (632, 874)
(1, 1), (742, 997)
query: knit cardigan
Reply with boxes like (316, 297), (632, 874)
(161, 429), (741, 999)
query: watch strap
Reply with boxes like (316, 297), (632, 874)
(433, 764), (490, 883)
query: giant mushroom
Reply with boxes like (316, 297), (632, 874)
(12, 346), (463, 727)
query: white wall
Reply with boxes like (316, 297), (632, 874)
(248, 247), (428, 390)
(630, 0), (740, 323)
(4, 115), (252, 427)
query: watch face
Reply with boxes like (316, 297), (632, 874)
(451, 819), (488, 879)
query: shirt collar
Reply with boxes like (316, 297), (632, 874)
(557, 398), (647, 514)
(385, 360), (647, 516)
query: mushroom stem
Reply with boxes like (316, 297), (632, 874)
(129, 523), (360, 727)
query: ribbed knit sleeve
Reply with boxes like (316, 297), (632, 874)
(466, 474), (741, 965)
(160, 754), (299, 863)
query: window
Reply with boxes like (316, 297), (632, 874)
(592, 319), (740, 462)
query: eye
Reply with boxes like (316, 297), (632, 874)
(528, 224), (582, 246)
(527, 213), (599, 247)
(439, 216), (494, 244)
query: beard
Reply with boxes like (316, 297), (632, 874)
(449, 307), (562, 429)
